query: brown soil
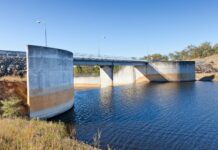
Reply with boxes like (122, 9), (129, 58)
(193, 54), (218, 73)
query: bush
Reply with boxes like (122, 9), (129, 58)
(0, 96), (22, 118)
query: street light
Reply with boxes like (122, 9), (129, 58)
(36, 20), (47, 47)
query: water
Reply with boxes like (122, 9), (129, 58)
(52, 81), (218, 150)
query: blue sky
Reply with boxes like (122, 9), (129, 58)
(0, 0), (218, 57)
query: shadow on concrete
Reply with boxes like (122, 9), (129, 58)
(135, 63), (168, 82)
(199, 75), (215, 81)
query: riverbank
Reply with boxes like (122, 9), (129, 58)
(0, 77), (98, 150)
(0, 118), (96, 150)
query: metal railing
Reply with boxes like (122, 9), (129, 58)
(74, 53), (145, 62)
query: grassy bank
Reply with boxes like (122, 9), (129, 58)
(0, 118), (96, 150)
(0, 79), (98, 150)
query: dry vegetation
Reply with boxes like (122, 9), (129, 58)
(193, 54), (218, 81)
(0, 78), (98, 150)
(0, 118), (96, 150)
(0, 76), (26, 82)
(0, 79), (28, 117)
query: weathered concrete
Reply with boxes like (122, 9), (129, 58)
(146, 61), (195, 81)
(74, 62), (195, 87)
(113, 66), (136, 86)
(27, 45), (74, 119)
(100, 66), (113, 88)
(74, 76), (100, 88)
(134, 65), (149, 83)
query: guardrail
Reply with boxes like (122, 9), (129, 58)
(74, 53), (144, 61)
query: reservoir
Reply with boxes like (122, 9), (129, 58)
(52, 81), (218, 150)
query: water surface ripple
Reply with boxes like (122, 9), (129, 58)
(52, 82), (218, 150)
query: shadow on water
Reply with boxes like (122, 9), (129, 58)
(199, 74), (215, 81)
(48, 107), (76, 124)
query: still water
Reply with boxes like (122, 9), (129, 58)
(52, 81), (218, 150)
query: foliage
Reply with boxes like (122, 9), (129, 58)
(74, 66), (100, 77)
(113, 66), (122, 73)
(169, 42), (218, 60)
(143, 42), (218, 61)
(0, 96), (22, 118)
(143, 53), (169, 61)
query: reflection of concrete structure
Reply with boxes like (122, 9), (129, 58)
(24, 46), (195, 119)
(100, 87), (113, 110)
(27, 45), (74, 119)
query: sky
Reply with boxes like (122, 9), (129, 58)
(0, 0), (218, 57)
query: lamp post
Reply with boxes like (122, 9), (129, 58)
(36, 21), (47, 47)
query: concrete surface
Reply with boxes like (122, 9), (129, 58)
(146, 61), (195, 81)
(27, 45), (74, 119)
(113, 66), (135, 85)
(74, 76), (100, 88)
(100, 66), (113, 88)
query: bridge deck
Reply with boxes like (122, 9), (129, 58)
(0, 50), (147, 66)
(73, 57), (147, 66)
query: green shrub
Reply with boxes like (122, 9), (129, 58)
(0, 96), (22, 118)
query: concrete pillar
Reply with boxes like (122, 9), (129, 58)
(134, 65), (149, 83)
(100, 66), (113, 88)
(113, 66), (135, 86)
(27, 45), (74, 119)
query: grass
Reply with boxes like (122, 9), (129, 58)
(0, 118), (97, 150)
(0, 81), (100, 150)
(0, 96), (98, 150)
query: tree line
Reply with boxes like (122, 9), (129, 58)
(143, 42), (218, 61)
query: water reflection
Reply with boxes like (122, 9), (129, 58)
(100, 87), (113, 112)
(51, 82), (218, 150)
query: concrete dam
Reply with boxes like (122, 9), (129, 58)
(24, 45), (195, 118)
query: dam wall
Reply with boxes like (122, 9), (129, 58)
(134, 65), (149, 83)
(74, 61), (195, 88)
(27, 45), (74, 119)
(146, 61), (195, 81)
(74, 76), (100, 88)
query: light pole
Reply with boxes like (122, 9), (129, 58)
(36, 21), (47, 47)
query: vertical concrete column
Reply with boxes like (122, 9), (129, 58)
(27, 45), (74, 119)
(113, 66), (135, 86)
(134, 65), (149, 83)
(100, 66), (113, 88)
